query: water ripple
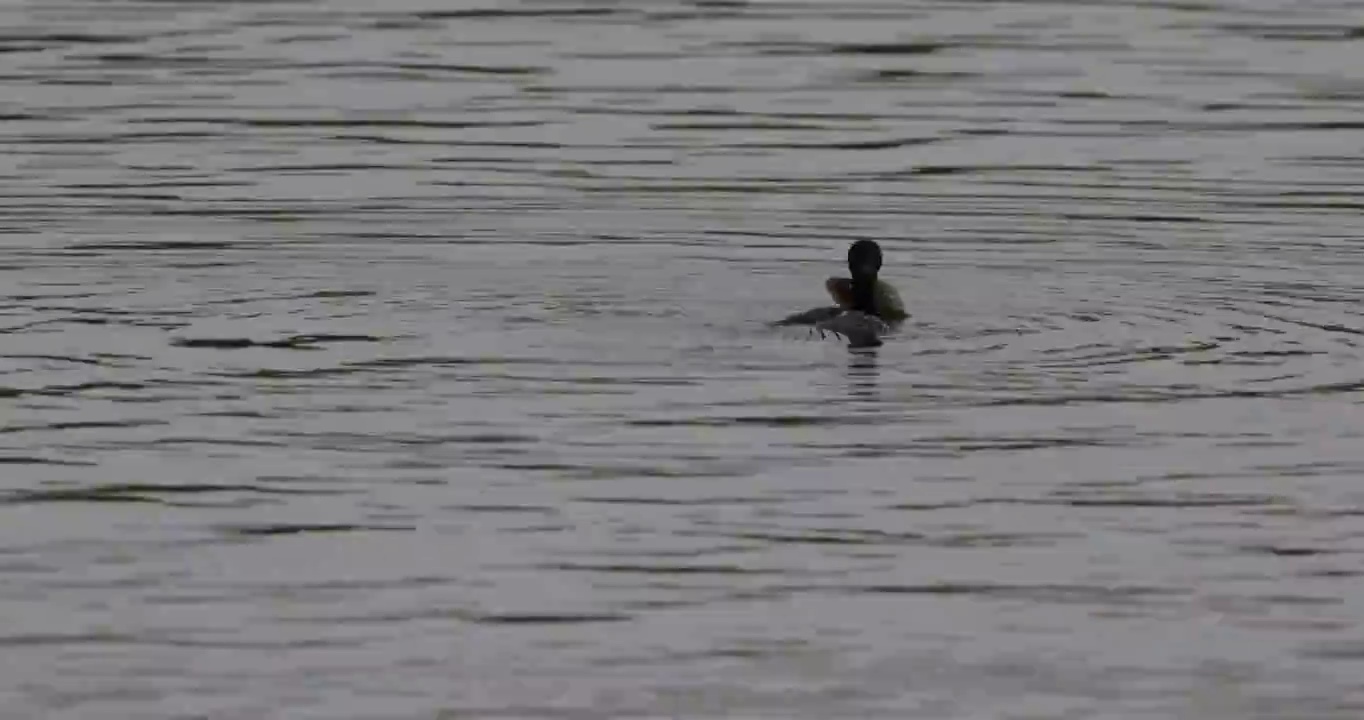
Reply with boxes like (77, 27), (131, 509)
(2, 0), (1364, 717)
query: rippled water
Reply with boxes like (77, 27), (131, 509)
(4, 0), (1364, 717)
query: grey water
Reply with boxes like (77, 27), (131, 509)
(2, 0), (1364, 717)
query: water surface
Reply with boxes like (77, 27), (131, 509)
(3, 0), (1364, 717)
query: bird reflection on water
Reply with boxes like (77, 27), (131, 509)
(846, 346), (880, 400)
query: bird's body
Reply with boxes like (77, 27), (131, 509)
(823, 277), (908, 322)
(772, 240), (907, 347)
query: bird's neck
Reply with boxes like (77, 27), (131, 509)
(849, 273), (878, 314)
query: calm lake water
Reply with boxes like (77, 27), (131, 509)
(3, 0), (1364, 717)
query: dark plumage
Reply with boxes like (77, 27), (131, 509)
(772, 240), (907, 348)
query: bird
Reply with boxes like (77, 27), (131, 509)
(772, 239), (907, 347)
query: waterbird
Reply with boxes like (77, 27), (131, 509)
(772, 239), (907, 347)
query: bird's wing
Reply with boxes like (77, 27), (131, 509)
(815, 311), (889, 347)
(771, 305), (844, 326)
